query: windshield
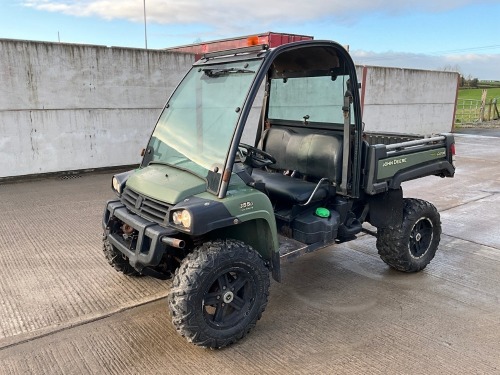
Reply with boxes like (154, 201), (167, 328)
(145, 58), (263, 181)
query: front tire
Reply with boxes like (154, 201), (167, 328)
(376, 198), (441, 272)
(168, 239), (270, 348)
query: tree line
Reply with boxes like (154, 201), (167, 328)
(460, 75), (479, 88)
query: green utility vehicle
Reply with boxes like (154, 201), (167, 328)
(102, 40), (455, 348)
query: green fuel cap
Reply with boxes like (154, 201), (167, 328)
(315, 207), (330, 218)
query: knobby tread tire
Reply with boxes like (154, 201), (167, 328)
(376, 198), (441, 272)
(168, 239), (270, 349)
(102, 233), (142, 277)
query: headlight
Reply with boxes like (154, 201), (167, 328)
(172, 210), (192, 229)
(112, 176), (122, 194)
(110, 170), (133, 195)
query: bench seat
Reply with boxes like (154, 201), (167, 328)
(251, 169), (328, 204)
(250, 126), (343, 204)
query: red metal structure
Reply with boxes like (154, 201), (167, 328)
(165, 32), (313, 59)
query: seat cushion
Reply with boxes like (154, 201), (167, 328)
(262, 127), (343, 184)
(252, 169), (328, 204)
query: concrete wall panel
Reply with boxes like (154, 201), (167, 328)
(0, 39), (193, 178)
(1, 39), (458, 178)
(360, 66), (458, 134)
(0, 109), (159, 176)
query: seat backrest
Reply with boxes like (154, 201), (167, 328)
(262, 127), (343, 184)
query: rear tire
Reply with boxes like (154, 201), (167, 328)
(168, 239), (270, 348)
(102, 233), (142, 277)
(376, 198), (441, 272)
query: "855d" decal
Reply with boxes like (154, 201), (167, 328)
(240, 201), (254, 210)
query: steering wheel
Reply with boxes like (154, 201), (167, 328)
(238, 143), (276, 168)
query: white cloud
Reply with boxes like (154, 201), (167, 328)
(22, 0), (497, 27)
(21, 0), (500, 79)
(351, 50), (500, 80)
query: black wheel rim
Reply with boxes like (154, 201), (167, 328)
(202, 267), (256, 329)
(409, 217), (433, 258)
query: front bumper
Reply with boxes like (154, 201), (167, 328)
(102, 200), (178, 271)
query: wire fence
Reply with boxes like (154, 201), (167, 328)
(455, 97), (500, 124)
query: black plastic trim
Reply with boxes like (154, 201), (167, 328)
(103, 200), (178, 269)
(271, 250), (281, 282)
(367, 188), (403, 228)
(389, 161), (456, 189)
(170, 196), (236, 236)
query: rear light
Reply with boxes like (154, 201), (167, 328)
(450, 143), (456, 156)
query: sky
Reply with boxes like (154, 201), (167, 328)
(1, 0), (499, 80)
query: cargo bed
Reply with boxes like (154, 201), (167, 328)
(363, 132), (455, 195)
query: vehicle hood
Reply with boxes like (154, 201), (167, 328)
(125, 164), (207, 205)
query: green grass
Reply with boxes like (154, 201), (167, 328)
(455, 87), (500, 124)
(458, 87), (500, 101)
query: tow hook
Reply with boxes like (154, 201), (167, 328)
(122, 223), (134, 235)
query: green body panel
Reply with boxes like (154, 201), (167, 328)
(127, 168), (279, 259)
(126, 165), (206, 205)
(377, 148), (447, 180)
(195, 179), (279, 255)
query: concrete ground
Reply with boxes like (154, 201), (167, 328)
(0, 133), (499, 374)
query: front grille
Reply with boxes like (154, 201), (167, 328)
(121, 188), (171, 225)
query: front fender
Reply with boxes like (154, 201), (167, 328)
(197, 188), (281, 281)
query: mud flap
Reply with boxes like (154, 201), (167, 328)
(367, 188), (403, 228)
(271, 250), (281, 282)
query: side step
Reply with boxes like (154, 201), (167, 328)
(278, 235), (332, 262)
(337, 220), (362, 239)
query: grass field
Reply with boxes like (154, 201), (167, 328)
(456, 87), (500, 124)
(458, 87), (500, 100)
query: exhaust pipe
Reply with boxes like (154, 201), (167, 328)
(161, 236), (185, 249)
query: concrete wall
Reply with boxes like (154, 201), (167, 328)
(1, 39), (458, 178)
(358, 66), (459, 134)
(0, 39), (194, 178)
